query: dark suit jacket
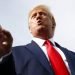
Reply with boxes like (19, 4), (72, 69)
(0, 40), (75, 75)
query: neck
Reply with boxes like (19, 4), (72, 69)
(33, 35), (52, 40)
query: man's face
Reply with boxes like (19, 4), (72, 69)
(28, 8), (55, 39)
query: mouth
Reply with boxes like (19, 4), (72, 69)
(37, 20), (43, 25)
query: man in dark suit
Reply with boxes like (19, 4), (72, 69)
(0, 4), (75, 75)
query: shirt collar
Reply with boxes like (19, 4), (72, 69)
(32, 37), (56, 46)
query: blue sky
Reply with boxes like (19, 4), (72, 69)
(0, 0), (75, 51)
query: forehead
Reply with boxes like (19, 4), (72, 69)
(29, 8), (49, 17)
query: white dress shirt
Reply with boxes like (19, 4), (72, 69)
(33, 37), (71, 74)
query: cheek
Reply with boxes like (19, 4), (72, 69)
(29, 18), (36, 23)
(43, 18), (51, 24)
(29, 21), (36, 29)
(29, 19), (38, 29)
(29, 23), (36, 32)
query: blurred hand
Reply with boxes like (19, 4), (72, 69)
(0, 25), (13, 58)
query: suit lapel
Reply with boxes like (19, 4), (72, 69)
(26, 41), (54, 74)
(55, 42), (75, 75)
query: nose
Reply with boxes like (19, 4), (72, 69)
(36, 13), (42, 20)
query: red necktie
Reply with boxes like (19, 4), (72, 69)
(44, 40), (70, 75)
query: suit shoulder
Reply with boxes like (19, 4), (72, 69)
(55, 42), (75, 56)
(11, 44), (35, 73)
(62, 47), (75, 57)
(12, 45), (32, 57)
(12, 45), (26, 50)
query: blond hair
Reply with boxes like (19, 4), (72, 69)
(28, 5), (56, 26)
(29, 5), (52, 18)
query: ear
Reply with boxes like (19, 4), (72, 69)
(52, 16), (56, 29)
(29, 27), (32, 33)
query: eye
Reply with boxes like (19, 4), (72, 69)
(31, 13), (37, 18)
(39, 12), (47, 16)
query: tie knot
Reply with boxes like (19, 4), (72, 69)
(44, 40), (53, 46)
(44, 40), (54, 49)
